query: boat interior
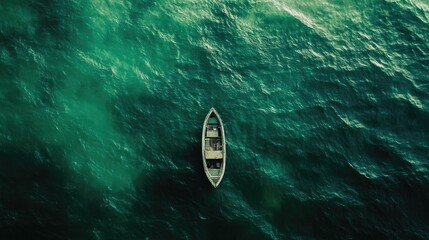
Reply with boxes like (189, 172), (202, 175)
(205, 115), (223, 176)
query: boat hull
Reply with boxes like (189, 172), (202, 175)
(202, 108), (226, 188)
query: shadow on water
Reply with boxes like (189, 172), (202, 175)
(0, 143), (127, 240)
(0, 144), (75, 239)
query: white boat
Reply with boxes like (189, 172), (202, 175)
(202, 108), (226, 188)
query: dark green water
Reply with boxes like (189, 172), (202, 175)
(1, 0), (429, 239)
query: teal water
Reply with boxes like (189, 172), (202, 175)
(1, 0), (429, 239)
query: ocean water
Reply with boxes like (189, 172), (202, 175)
(1, 0), (429, 239)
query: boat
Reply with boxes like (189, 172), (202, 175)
(202, 107), (226, 188)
